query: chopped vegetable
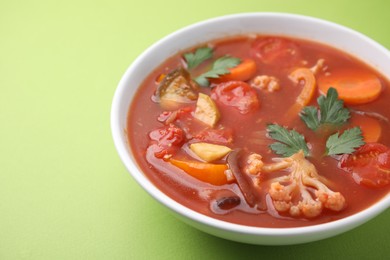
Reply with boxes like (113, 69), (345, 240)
(190, 142), (231, 162)
(285, 68), (316, 119)
(350, 113), (382, 143)
(301, 87), (350, 131)
(250, 37), (301, 66)
(149, 124), (186, 159)
(244, 153), (264, 175)
(156, 106), (207, 140)
(267, 124), (310, 157)
(318, 88), (350, 125)
(300, 107), (320, 131)
(194, 127), (234, 145)
(195, 56), (241, 87)
(155, 68), (199, 110)
(170, 158), (229, 185)
(212, 59), (257, 83)
(325, 127), (365, 156)
(267, 123), (364, 157)
(193, 93), (220, 127)
(184, 47), (213, 69)
(155, 73), (166, 83)
(339, 143), (390, 188)
(289, 68), (316, 106)
(227, 150), (262, 207)
(265, 150), (346, 218)
(211, 81), (259, 114)
(318, 68), (382, 105)
(251, 75), (280, 92)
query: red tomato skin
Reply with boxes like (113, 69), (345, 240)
(149, 124), (185, 158)
(194, 128), (234, 145)
(250, 37), (301, 66)
(339, 143), (390, 188)
(211, 81), (260, 114)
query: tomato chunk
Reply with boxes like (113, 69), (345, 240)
(211, 81), (259, 114)
(339, 143), (390, 188)
(194, 128), (234, 145)
(149, 124), (185, 158)
(250, 37), (301, 66)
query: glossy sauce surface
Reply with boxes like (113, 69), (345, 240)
(127, 35), (390, 228)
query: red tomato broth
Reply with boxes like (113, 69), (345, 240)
(127, 35), (390, 228)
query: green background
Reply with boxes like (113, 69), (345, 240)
(1, 0), (390, 259)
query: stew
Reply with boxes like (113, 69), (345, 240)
(127, 35), (390, 228)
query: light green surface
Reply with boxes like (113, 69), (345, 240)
(1, 0), (390, 259)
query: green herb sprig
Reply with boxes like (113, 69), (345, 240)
(267, 88), (365, 158)
(325, 127), (365, 156)
(300, 87), (350, 131)
(267, 124), (310, 157)
(184, 47), (213, 69)
(195, 56), (241, 87)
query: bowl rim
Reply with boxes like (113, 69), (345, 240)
(111, 12), (390, 242)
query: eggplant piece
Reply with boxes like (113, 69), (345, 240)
(155, 68), (199, 110)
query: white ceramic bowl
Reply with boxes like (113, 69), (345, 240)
(111, 13), (390, 245)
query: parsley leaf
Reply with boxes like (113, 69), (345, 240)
(318, 88), (350, 125)
(326, 127), (365, 155)
(267, 124), (310, 157)
(195, 55), (241, 87)
(301, 106), (320, 130)
(301, 87), (350, 130)
(212, 55), (241, 71)
(184, 47), (213, 69)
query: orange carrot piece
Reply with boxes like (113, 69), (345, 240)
(170, 158), (229, 185)
(318, 69), (382, 105)
(350, 114), (382, 143)
(213, 59), (257, 83)
(155, 73), (166, 83)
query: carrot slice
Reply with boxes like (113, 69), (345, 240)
(318, 69), (382, 105)
(170, 158), (229, 185)
(212, 59), (257, 83)
(350, 114), (382, 142)
(285, 68), (316, 119)
(155, 73), (166, 83)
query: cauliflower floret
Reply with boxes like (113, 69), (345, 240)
(226, 149), (346, 217)
(269, 182), (297, 212)
(269, 181), (295, 202)
(251, 75), (281, 92)
(316, 190), (345, 211)
(265, 150), (346, 219)
(293, 188), (322, 218)
(302, 172), (346, 212)
(244, 153), (264, 175)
